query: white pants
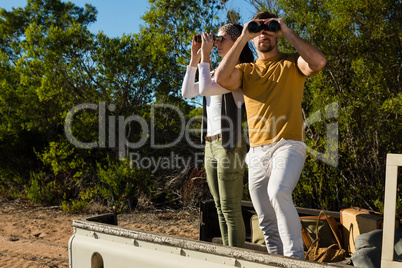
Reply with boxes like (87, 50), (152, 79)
(246, 139), (306, 259)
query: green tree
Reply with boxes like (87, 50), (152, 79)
(112, 0), (227, 208)
(138, 0), (224, 98)
(0, 0), (99, 198)
(0, 0), (233, 211)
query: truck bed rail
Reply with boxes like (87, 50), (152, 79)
(69, 213), (349, 268)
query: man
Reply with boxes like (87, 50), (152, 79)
(214, 11), (326, 258)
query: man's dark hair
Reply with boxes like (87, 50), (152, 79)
(252, 11), (278, 20)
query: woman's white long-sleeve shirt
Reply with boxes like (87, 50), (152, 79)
(181, 62), (244, 106)
(181, 62), (244, 137)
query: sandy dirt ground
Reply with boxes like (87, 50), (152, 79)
(0, 199), (199, 268)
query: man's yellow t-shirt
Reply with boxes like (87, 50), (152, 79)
(236, 53), (306, 148)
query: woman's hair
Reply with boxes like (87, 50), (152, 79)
(218, 23), (254, 64)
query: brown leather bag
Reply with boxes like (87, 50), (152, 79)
(301, 211), (346, 262)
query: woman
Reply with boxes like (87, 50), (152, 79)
(181, 23), (254, 247)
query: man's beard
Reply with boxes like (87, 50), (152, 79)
(257, 43), (276, 53)
(256, 38), (276, 53)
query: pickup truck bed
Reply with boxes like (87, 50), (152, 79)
(69, 213), (350, 268)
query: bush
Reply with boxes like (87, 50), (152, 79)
(97, 157), (154, 212)
(25, 172), (58, 205)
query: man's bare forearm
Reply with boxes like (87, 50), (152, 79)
(215, 35), (249, 90)
(282, 28), (326, 75)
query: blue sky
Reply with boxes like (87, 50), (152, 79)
(1, 0), (256, 37)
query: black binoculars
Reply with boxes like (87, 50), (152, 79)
(194, 34), (223, 43)
(247, 20), (280, 33)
